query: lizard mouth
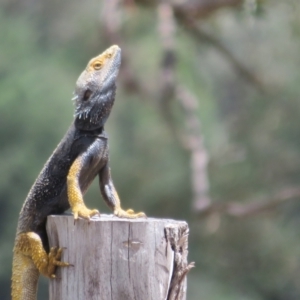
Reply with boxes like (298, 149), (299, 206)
(74, 85), (116, 129)
(83, 89), (92, 102)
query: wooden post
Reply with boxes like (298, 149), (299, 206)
(47, 214), (194, 300)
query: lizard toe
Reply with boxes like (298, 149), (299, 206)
(114, 208), (147, 219)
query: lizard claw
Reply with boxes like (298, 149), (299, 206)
(114, 207), (146, 219)
(47, 247), (70, 278)
(72, 205), (100, 221)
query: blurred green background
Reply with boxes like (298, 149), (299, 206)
(2, 0), (300, 299)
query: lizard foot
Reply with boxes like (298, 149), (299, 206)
(72, 204), (100, 220)
(47, 247), (71, 278)
(114, 208), (146, 219)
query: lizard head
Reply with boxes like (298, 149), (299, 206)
(73, 45), (121, 130)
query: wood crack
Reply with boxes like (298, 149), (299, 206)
(165, 223), (195, 300)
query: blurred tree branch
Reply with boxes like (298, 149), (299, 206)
(101, 0), (280, 217)
(113, 0), (266, 94)
(198, 187), (300, 218)
(184, 26), (266, 93)
(102, 0), (151, 96)
(157, 2), (211, 210)
(175, 86), (211, 210)
(173, 1), (266, 93)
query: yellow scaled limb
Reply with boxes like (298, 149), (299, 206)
(12, 232), (69, 300)
(15, 232), (70, 278)
(67, 156), (100, 220)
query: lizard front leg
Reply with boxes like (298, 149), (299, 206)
(67, 154), (100, 220)
(99, 163), (146, 218)
(12, 232), (69, 300)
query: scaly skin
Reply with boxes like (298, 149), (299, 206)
(11, 45), (146, 300)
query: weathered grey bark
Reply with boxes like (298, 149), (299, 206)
(46, 214), (194, 300)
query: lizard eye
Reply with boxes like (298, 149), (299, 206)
(93, 61), (102, 70)
(83, 89), (92, 101)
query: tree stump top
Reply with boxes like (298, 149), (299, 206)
(47, 214), (193, 300)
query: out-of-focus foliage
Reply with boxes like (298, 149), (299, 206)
(1, 0), (300, 299)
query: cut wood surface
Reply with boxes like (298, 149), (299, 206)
(47, 214), (194, 300)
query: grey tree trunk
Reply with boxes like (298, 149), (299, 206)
(46, 214), (194, 300)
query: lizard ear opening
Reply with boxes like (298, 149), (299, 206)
(83, 89), (92, 101)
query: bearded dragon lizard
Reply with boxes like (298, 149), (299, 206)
(11, 45), (145, 300)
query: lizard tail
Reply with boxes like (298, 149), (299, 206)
(11, 251), (39, 300)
